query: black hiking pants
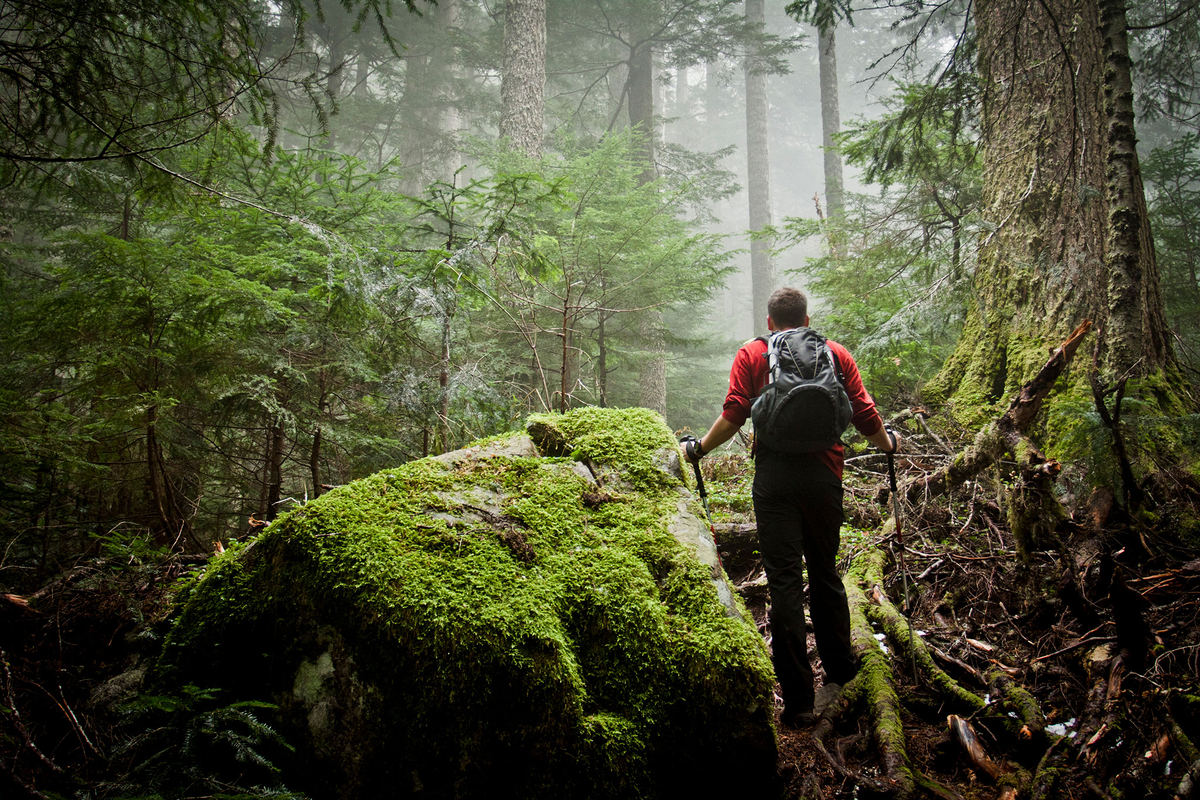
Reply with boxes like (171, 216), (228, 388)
(753, 447), (858, 714)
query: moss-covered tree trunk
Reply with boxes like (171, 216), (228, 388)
(927, 0), (1181, 413)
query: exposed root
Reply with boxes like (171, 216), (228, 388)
(846, 554), (916, 797)
(857, 544), (988, 716)
(987, 668), (1045, 738)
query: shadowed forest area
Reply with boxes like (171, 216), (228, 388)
(2, 0), (1200, 798)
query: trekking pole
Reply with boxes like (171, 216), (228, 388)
(691, 458), (714, 531)
(886, 425), (919, 683)
(680, 436), (717, 536)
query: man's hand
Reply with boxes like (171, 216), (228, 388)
(885, 426), (902, 453)
(680, 435), (705, 464)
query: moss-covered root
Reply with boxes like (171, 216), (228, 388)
(988, 667), (1046, 738)
(846, 550), (917, 798)
(858, 548), (987, 716)
(1167, 705), (1200, 798)
(1029, 737), (1070, 800)
(810, 678), (888, 791)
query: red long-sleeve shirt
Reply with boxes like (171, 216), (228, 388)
(721, 336), (884, 480)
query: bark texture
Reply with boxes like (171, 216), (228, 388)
(499, 0), (546, 157)
(744, 0), (774, 330)
(927, 0), (1181, 417)
(818, 27), (844, 219)
(629, 34), (666, 414)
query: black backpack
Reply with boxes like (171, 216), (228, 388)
(750, 327), (853, 453)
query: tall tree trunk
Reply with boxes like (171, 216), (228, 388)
(930, 0), (1110, 407)
(499, 0), (547, 157)
(436, 0), (463, 181)
(146, 405), (173, 547)
(1099, 0), (1172, 373)
(926, 0), (1187, 541)
(675, 66), (690, 122)
(310, 377), (326, 499)
(265, 416), (286, 522)
(438, 299), (453, 453)
(400, 0), (461, 194)
(705, 59), (722, 127)
(818, 26), (844, 219)
(628, 42), (656, 185)
(629, 36), (666, 414)
(745, 0), (774, 332)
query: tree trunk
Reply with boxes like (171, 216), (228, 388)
(629, 33), (666, 414)
(705, 59), (722, 127)
(926, 0), (1182, 417)
(628, 40), (656, 185)
(818, 26), (844, 219)
(265, 416), (286, 522)
(745, 0), (774, 331)
(400, 0), (461, 194)
(1099, 0), (1172, 373)
(499, 0), (546, 157)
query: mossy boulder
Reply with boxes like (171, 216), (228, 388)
(154, 408), (777, 799)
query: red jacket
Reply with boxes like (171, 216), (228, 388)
(721, 335), (884, 480)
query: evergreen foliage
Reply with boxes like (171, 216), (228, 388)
(779, 79), (980, 400)
(1143, 133), (1200, 390)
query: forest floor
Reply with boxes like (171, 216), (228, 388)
(3, 423), (1200, 799)
(703, 425), (1200, 800)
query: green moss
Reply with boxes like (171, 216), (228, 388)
(154, 407), (775, 799)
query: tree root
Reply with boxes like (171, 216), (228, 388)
(808, 548), (977, 799)
(857, 543), (987, 717)
(809, 545), (1067, 800)
(844, 557), (918, 798)
(988, 668), (1045, 738)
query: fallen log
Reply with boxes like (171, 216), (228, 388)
(712, 522), (759, 561)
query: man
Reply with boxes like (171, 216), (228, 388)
(684, 287), (899, 727)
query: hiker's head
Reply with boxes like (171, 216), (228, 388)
(767, 287), (809, 330)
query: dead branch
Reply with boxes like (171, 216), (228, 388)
(1, 646), (62, 775)
(905, 320), (1092, 505)
(1090, 375), (1145, 509)
(948, 714), (1003, 782)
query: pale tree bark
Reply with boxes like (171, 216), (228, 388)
(705, 59), (722, 127)
(818, 26), (844, 219)
(499, 0), (546, 157)
(629, 35), (667, 414)
(745, 0), (774, 332)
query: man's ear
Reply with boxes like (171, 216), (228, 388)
(767, 315), (776, 332)
(804, 315), (811, 327)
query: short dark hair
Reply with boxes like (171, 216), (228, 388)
(767, 287), (808, 328)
